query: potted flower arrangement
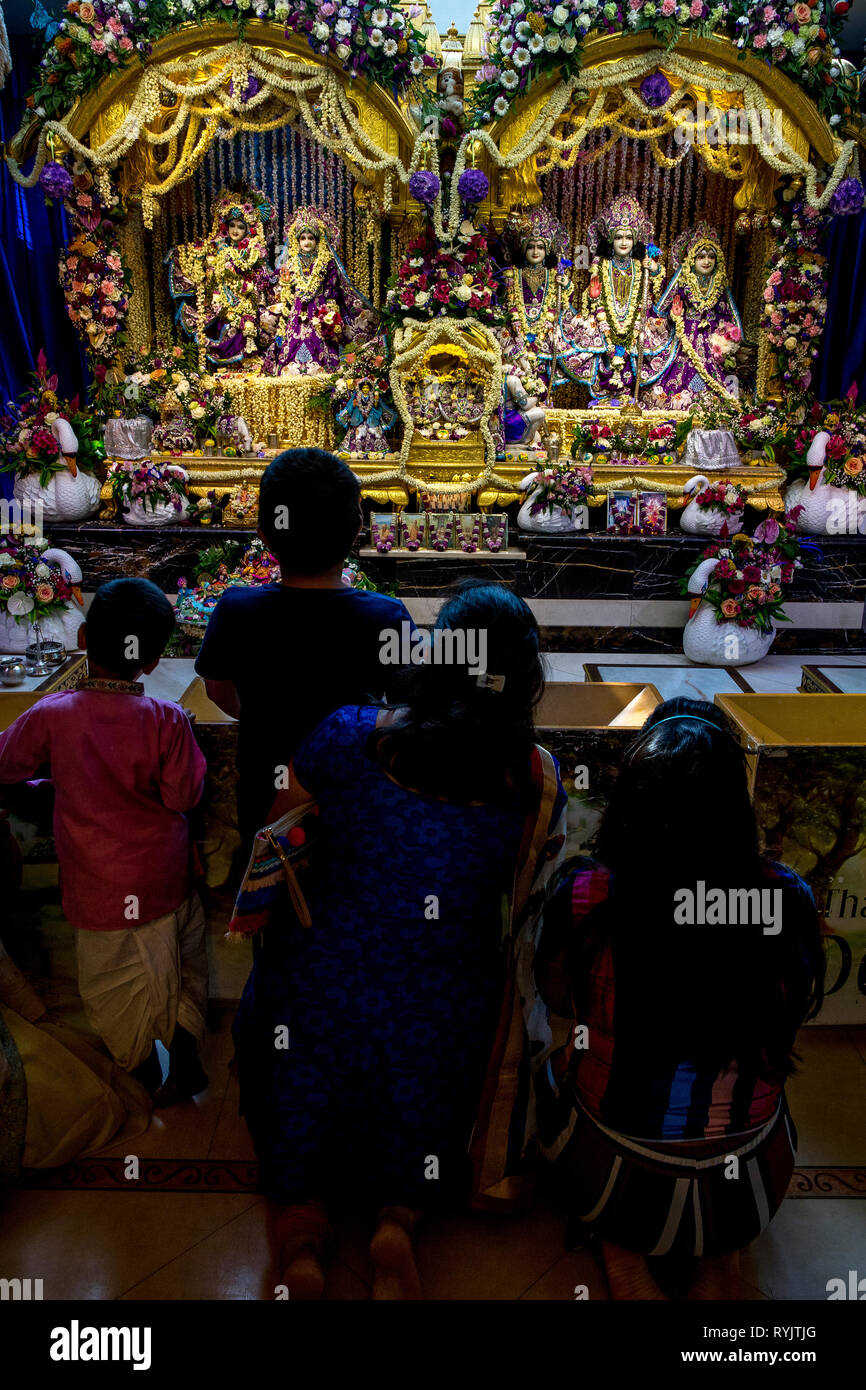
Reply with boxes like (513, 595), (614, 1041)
(571, 417), (687, 466)
(783, 387), (866, 534)
(680, 510), (803, 666)
(108, 460), (190, 527)
(0, 529), (84, 654)
(0, 352), (103, 522)
(517, 463), (592, 533)
(680, 478), (747, 537)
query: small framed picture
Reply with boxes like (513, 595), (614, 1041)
(370, 512), (398, 554)
(428, 512), (454, 552)
(454, 512), (482, 553)
(399, 512), (427, 552)
(607, 492), (638, 531)
(638, 491), (667, 534)
(482, 513), (508, 553)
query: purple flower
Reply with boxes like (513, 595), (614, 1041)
(39, 160), (74, 201)
(639, 71), (672, 109)
(229, 73), (262, 103)
(408, 170), (441, 205)
(831, 177), (866, 218)
(458, 168), (489, 205)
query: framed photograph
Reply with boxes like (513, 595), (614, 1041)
(370, 512), (398, 554)
(638, 491), (667, 534)
(607, 491), (638, 532)
(454, 512), (483, 553)
(481, 513), (508, 553)
(399, 512), (427, 552)
(428, 511), (454, 552)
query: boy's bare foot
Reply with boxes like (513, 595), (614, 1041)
(273, 1200), (332, 1301)
(280, 1248), (326, 1301)
(601, 1240), (669, 1300)
(370, 1208), (422, 1301)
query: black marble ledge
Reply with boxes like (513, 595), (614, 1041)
(540, 625), (866, 655)
(49, 523), (257, 592)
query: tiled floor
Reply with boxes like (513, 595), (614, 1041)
(1, 1009), (864, 1301)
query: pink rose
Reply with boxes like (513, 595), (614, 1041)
(100, 279), (115, 296)
(753, 33), (767, 48)
(762, 287), (774, 301)
(91, 39), (106, 55)
(320, 0), (336, 11)
(107, 16), (124, 34)
(106, 254), (122, 271)
(763, 5), (776, 18)
(661, 0), (676, 13)
(793, 2), (810, 20)
(768, 270), (782, 285)
(690, 0), (703, 15)
(119, 36), (133, 50)
(102, 304), (117, 318)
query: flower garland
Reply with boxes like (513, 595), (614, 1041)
(0, 531), (81, 626)
(373, 518), (397, 552)
(429, 515), (454, 550)
(53, 162), (131, 364)
(680, 511), (803, 632)
(761, 195), (828, 394)
(670, 309), (740, 402)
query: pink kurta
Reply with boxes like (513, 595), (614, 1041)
(0, 684), (206, 931)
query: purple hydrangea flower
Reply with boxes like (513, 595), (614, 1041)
(639, 71), (672, 109)
(457, 168), (489, 205)
(38, 160), (74, 201)
(408, 170), (441, 205)
(831, 177), (866, 217)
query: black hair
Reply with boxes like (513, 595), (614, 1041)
(569, 697), (825, 1082)
(372, 581), (545, 805)
(257, 448), (361, 574)
(86, 578), (176, 677)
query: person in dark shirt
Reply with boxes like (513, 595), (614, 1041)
(195, 448), (415, 847)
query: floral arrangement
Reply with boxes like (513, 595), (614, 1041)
(24, 0), (427, 127)
(53, 165), (131, 363)
(525, 463), (593, 517)
(383, 224), (501, 328)
(761, 196), (828, 395)
(787, 388), (866, 498)
(0, 352), (103, 488)
(729, 400), (792, 458)
(680, 510), (803, 632)
(190, 489), (232, 525)
(0, 531), (81, 625)
(571, 416), (686, 464)
(108, 460), (189, 516)
(467, 0), (854, 127)
(692, 479), (748, 515)
(95, 346), (231, 447)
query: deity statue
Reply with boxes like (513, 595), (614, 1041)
(649, 223), (743, 410)
(562, 195), (676, 405)
(496, 326), (548, 451)
(166, 188), (276, 368)
(502, 208), (575, 393)
(336, 376), (396, 455)
(261, 207), (374, 377)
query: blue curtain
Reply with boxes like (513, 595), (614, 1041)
(815, 209), (866, 402)
(0, 37), (89, 404)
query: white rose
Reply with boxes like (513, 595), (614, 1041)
(336, 42), (351, 60)
(455, 285), (472, 301)
(44, 411), (59, 426)
(335, 18), (351, 36)
(544, 33), (561, 52)
(190, 405), (206, 420)
(35, 562), (51, 578)
(0, 554), (13, 568)
(561, 34), (577, 51)
(32, 535), (49, 551)
(553, 4), (569, 23)
(175, 380), (190, 396)
(414, 290), (430, 305)
(313, 22), (329, 39)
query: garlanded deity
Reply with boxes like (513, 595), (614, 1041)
(262, 207), (373, 377)
(496, 326), (548, 451)
(502, 207), (575, 392)
(167, 188), (275, 368)
(336, 376), (396, 455)
(650, 223), (743, 409)
(563, 195), (675, 404)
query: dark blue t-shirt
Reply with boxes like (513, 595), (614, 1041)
(194, 583), (415, 836)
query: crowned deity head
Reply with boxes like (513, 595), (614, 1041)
(588, 195), (654, 263)
(285, 206), (340, 261)
(211, 187), (275, 250)
(508, 207), (568, 270)
(672, 222), (727, 303)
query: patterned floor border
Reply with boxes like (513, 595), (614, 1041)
(13, 1160), (866, 1196)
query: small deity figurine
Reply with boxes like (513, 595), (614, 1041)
(262, 207), (374, 377)
(502, 208), (575, 393)
(496, 326), (548, 450)
(167, 188), (275, 367)
(562, 195), (676, 404)
(336, 376), (396, 455)
(649, 223), (743, 409)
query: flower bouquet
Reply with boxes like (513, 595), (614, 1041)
(108, 460), (190, 526)
(383, 223), (501, 330)
(0, 353), (103, 522)
(0, 529), (84, 654)
(517, 463), (592, 533)
(786, 389), (866, 500)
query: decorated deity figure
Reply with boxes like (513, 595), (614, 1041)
(495, 325), (548, 451)
(166, 188), (275, 367)
(562, 195), (675, 404)
(649, 223), (743, 409)
(262, 207), (374, 376)
(502, 207), (576, 393)
(336, 376), (396, 455)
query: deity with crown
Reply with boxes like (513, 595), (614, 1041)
(261, 207), (375, 376)
(166, 188), (276, 368)
(502, 207), (577, 394)
(648, 222), (743, 410)
(562, 194), (676, 405)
